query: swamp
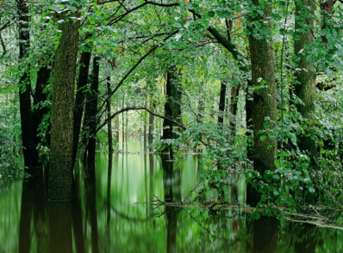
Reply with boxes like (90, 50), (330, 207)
(0, 0), (343, 252)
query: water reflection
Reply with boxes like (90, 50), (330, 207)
(0, 141), (342, 252)
(161, 148), (180, 253)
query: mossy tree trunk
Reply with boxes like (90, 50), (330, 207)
(247, 0), (278, 204)
(294, 0), (317, 118)
(48, 12), (79, 201)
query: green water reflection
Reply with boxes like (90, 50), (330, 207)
(0, 141), (343, 253)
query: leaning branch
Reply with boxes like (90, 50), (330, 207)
(97, 106), (185, 133)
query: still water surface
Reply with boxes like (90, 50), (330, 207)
(0, 141), (342, 253)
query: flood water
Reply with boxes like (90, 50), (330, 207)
(0, 141), (343, 253)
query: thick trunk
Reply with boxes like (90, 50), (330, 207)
(17, 0), (38, 171)
(247, 0), (277, 204)
(83, 56), (100, 177)
(72, 51), (92, 164)
(217, 81), (227, 126)
(162, 65), (182, 140)
(48, 13), (79, 201)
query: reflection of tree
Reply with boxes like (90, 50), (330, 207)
(289, 223), (320, 253)
(161, 148), (181, 253)
(85, 166), (100, 253)
(18, 175), (86, 253)
(249, 217), (279, 253)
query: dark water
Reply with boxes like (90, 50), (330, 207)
(0, 141), (343, 253)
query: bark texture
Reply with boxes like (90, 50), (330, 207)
(247, 0), (277, 204)
(48, 14), (79, 201)
(247, 0), (277, 171)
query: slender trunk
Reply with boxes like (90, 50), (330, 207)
(72, 51), (92, 164)
(17, 0), (38, 171)
(83, 56), (100, 177)
(148, 100), (155, 152)
(121, 96), (125, 152)
(33, 66), (51, 148)
(246, 0), (277, 205)
(230, 86), (239, 131)
(162, 65), (182, 141)
(48, 13), (79, 201)
(217, 81), (227, 126)
(106, 74), (113, 212)
(114, 105), (120, 149)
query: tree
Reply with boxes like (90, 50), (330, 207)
(246, 0), (277, 204)
(162, 65), (182, 141)
(48, 9), (79, 201)
(17, 0), (38, 171)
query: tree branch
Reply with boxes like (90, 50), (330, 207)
(97, 106), (185, 133)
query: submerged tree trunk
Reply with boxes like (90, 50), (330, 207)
(106, 74), (113, 200)
(72, 51), (92, 164)
(48, 13), (79, 201)
(17, 0), (38, 171)
(83, 56), (100, 177)
(162, 65), (182, 141)
(247, 0), (277, 205)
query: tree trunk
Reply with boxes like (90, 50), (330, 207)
(162, 65), (182, 141)
(83, 56), (100, 177)
(33, 66), (51, 148)
(217, 81), (227, 126)
(247, 0), (277, 205)
(294, 0), (318, 160)
(17, 0), (38, 171)
(72, 51), (92, 164)
(48, 13), (79, 201)
(148, 100), (155, 152)
(106, 74), (113, 200)
(294, 0), (316, 118)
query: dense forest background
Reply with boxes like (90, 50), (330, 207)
(0, 0), (342, 209)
